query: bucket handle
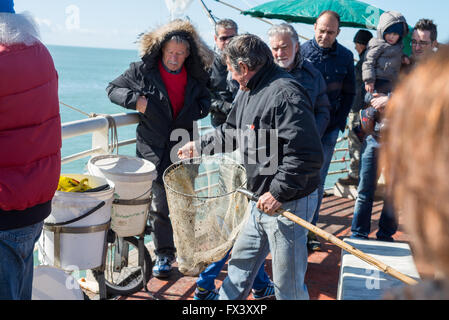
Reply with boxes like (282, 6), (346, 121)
(44, 201), (106, 227)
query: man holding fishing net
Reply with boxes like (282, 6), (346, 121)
(178, 34), (323, 300)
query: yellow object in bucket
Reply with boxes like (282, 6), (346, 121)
(57, 176), (92, 192)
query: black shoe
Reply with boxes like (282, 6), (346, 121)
(337, 175), (359, 186)
(377, 236), (395, 242)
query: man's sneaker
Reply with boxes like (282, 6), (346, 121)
(252, 282), (275, 300)
(307, 232), (321, 251)
(152, 256), (174, 278)
(337, 175), (359, 186)
(193, 287), (219, 300)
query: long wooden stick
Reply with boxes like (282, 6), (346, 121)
(236, 188), (418, 286)
(280, 209), (418, 286)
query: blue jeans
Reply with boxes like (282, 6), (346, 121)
(0, 221), (43, 300)
(219, 190), (318, 300)
(312, 127), (340, 225)
(351, 135), (397, 239)
(196, 248), (270, 291)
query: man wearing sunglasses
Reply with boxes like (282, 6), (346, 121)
(208, 19), (239, 128)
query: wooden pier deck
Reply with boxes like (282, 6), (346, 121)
(113, 194), (434, 301)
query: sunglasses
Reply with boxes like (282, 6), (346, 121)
(218, 35), (235, 42)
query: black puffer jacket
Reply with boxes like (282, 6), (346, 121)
(199, 61), (323, 203)
(106, 20), (213, 181)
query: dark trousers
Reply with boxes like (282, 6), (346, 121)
(149, 180), (176, 258)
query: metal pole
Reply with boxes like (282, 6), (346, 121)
(199, 0), (217, 25)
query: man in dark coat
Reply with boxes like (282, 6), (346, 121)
(301, 11), (356, 250)
(178, 34), (323, 300)
(338, 29), (373, 186)
(106, 19), (213, 278)
(208, 19), (239, 128)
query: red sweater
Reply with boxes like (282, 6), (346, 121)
(158, 60), (187, 119)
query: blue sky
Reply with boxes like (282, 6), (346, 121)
(14, 0), (449, 56)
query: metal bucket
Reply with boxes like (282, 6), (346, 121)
(163, 154), (249, 276)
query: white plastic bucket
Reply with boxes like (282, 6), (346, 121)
(87, 155), (157, 237)
(38, 174), (114, 271)
(32, 266), (84, 300)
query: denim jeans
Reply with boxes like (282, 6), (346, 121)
(312, 127), (340, 225)
(0, 221), (43, 300)
(219, 190), (318, 300)
(351, 135), (398, 239)
(196, 248), (270, 291)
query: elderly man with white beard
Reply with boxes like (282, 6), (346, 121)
(268, 23), (331, 139)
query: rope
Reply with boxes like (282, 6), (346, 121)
(60, 101), (119, 154)
(59, 101), (93, 118)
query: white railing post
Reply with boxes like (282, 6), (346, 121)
(91, 116), (110, 156)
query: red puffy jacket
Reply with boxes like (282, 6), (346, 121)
(0, 41), (61, 213)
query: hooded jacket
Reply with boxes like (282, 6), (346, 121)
(199, 61), (323, 203)
(0, 13), (61, 229)
(362, 11), (408, 85)
(106, 20), (214, 181)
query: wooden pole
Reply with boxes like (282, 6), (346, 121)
(280, 209), (418, 286)
(236, 188), (418, 286)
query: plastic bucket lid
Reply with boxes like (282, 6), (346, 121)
(32, 266), (84, 300)
(88, 155), (157, 183)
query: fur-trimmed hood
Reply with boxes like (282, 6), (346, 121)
(138, 19), (214, 85)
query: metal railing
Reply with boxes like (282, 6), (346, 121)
(61, 113), (139, 165)
(61, 112), (350, 182)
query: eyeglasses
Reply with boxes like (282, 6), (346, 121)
(411, 40), (431, 47)
(218, 35), (235, 42)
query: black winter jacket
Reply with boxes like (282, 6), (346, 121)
(199, 61), (323, 203)
(208, 54), (239, 127)
(301, 39), (356, 133)
(106, 61), (210, 181)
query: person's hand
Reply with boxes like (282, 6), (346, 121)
(370, 93), (389, 112)
(256, 192), (282, 216)
(177, 141), (199, 160)
(402, 55), (411, 65)
(365, 82), (375, 93)
(136, 96), (148, 114)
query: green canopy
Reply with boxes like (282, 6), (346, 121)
(243, 0), (386, 29)
(243, 0), (412, 55)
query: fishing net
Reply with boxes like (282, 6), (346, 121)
(163, 154), (249, 276)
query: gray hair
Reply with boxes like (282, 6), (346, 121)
(164, 34), (190, 53)
(215, 19), (238, 35)
(267, 23), (299, 45)
(221, 34), (273, 73)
